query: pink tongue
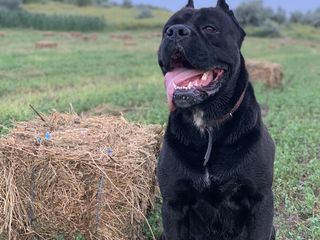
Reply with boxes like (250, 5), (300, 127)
(164, 68), (204, 111)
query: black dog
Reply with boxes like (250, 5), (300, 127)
(157, 0), (276, 239)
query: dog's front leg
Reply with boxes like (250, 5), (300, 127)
(247, 191), (275, 240)
(160, 200), (190, 240)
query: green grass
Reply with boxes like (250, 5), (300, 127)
(0, 28), (167, 134)
(242, 37), (320, 239)
(245, 23), (320, 41)
(0, 27), (319, 239)
(24, 2), (171, 30)
(0, 9), (106, 31)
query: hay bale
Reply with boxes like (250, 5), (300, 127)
(0, 113), (162, 240)
(71, 32), (83, 38)
(110, 34), (133, 41)
(123, 41), (137, 47)
(0, 32), (5, 37)
(60, 32), (70, 38)
(35, 41), (58, 49)
(82, 34), (98, 42)
(246, 59), (283, 87)
(43, 32), (55, 37)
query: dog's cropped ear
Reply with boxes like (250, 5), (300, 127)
(217, 0), (246, 47)
(185, 0), (194, 8)
(216, 0), (229, 12)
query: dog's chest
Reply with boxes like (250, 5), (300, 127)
(203, 168), (211, 187)
(194, 168), (214, 190)
(193, 109), (205, 130)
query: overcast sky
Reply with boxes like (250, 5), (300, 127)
(115, 0), (320, 13)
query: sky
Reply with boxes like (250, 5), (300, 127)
(116, 0), (320, 13)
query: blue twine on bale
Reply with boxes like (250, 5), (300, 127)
(44, 131), (52, 141)
(35, 131), (52, 145)
(106, 147), (113, 156)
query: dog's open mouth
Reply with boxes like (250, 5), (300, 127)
(165, 68), (225, 111)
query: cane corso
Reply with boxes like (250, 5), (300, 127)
(157, 0), (276, 239)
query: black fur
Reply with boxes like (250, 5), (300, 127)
(217, 0), (230, 11)
(186, 0), (194, 8)
(157, 1), (276, 239)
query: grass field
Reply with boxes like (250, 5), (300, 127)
(25, 2), (171, 30)
(0, 22), (319, 240)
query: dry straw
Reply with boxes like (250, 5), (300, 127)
(246, 59), (283, 87)
(0, 113), (163, 240)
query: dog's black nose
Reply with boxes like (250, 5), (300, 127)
(166, 24), (191, 40)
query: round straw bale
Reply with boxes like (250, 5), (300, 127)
(71, 32), (83, 38)
(246, 59), (283, 87)
(82, 34), (98, 42)
(43, 32), (55, 37)
(35, 41), (58, 49)
(110, 34), (133, 41)
(124, 41), (137, 47)
(0, 113), (163, 240)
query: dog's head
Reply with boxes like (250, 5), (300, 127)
(158, 0), (246, 111)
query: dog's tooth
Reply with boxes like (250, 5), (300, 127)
(173, 83), (177, 89)
(188, 82), (192, 89)
(201, 72), (209, 81)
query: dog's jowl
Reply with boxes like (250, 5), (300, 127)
(157, 0), (276, 239)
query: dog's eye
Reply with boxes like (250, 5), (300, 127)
(203, 25), (217, 33)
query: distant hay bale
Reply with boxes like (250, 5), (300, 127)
(82, 34), (98, 42)
(140, 32), (161, 39)
(71, 32), (83, 38)
(43, 32), (55, 37)
(151, 32), (161, 38)
(0, 113), (162, 240)
(246, 59), (283, 87)
(110, 34), (133, 41)
(60, 32), (70, 38)
(35, 41), (58, 49)
(124, 41), (137, 47)
(0, 32), (5, 37)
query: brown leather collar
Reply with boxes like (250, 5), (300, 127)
(209, 81), (248, 126)
(203, 81), (248, 166)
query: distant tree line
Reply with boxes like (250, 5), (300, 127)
(0, 0), (22, 10)
(234, 0), (320, 37)
(235, 0), (320, 28)
(290, 9), (320, 27)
